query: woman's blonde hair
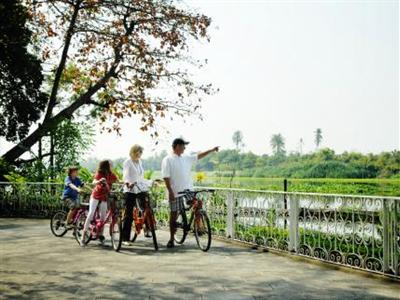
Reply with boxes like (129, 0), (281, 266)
(129, 144), (144, 160)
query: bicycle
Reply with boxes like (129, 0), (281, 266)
(50, 192), (90, 238)
(174, 189), (214, 252)
(75, 192), (123, 251)
(122, 181), (160, 251)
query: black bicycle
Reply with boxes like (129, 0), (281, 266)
(174, 189), (214, 252)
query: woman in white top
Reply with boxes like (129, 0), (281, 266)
(122, 144), (151, 244)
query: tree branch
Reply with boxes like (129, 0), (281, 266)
(14, 152), (55, 165)
(43, 0), (82, 122)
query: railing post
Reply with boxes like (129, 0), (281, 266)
(226, 191), (235, 239)
(283, 179), (288, 229)
(288, 195), (299, 252)
(382, 198), (390, 273)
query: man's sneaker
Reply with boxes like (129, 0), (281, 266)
(167, 240), (174, 248)
(122, 241), (132, 246)
(99, 235), (105, 245)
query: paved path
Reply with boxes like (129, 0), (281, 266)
(0, 218), (399, 299)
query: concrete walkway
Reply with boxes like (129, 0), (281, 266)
(0, 218), (399, 299)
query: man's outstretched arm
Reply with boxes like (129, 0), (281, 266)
(198, 146), (219, 160)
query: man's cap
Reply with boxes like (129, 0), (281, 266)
(172, 138), (189, 147)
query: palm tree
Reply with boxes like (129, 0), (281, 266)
(298, 138), (304, 155)
(270, 134), (285, 155)
(232, 130), (244, 151)
(314, 128), (323, 149)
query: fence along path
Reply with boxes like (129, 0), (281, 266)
(0, 182), (399, 279)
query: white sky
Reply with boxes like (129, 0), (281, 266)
(1, 0), (399, 160)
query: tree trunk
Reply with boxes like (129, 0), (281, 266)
(2, 66), (117, 165)
(38, 137), (43, 180)
(43, 0), (82, 122)
(49, 132), (55, 180)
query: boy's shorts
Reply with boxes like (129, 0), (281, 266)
(63, 197), (80, 209)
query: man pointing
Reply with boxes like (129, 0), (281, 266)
(161, 138), (219, 248)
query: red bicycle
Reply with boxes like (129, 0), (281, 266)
(174, 189), (214, 252)
(74, 193), (122, 251)
(50, 204), (88, 240)
(123, 181), (160, 251)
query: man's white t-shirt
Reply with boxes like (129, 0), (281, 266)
(161, 153), (198, 197)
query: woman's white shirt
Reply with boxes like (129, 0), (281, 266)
(123, 158), (151, 193)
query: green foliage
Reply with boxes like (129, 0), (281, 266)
(0, 158), (14, 181)
(51, 119), (95, 173)
(232, 130), (244, 150)
(314, 128), (323, 148)
(270, 133), (285, 155)
(195, 148), (400, 179)
(144, 170), (154, 180)
(78, 167), (94, 183)
(112, 164), (123, 181)
(5, 119), (96, 183)
(199, 176), (400, 196)
(4, 171), (27, 183)
(0, 0), (47, 142)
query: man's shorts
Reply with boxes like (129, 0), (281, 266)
(63, 197), (80, 209)
(169, 196), (185, 213)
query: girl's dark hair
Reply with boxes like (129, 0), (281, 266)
(97, 160), (111, 176)
(67, 166), (79, 177)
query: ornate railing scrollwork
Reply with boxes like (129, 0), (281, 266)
(0, 182), (398, 278)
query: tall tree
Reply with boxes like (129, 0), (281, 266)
(270, 133), (285, 155)
(0, 0), (47, 142)
(232, 130), (244, 151)
(1, 0), (215, 165)
(314, 128), (323, 149)
(51, 120), (95, 175)
(229, 130), (244, 187)
(298, 137), (304, 155)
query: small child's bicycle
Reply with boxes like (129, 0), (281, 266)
(174, 189), (214, 252)
(74, 192), (123, 251)
(50, 191), (90, 238)
(50, 205), (88, 238)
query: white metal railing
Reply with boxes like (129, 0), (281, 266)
(0, 182), (399, 278)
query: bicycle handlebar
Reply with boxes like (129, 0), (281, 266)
(177, 189), (215, 197)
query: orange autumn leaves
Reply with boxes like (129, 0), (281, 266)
(25, 0), (216, 138)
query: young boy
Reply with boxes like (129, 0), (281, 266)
(62, 166), (84, 227)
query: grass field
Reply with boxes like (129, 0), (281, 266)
(198, 176), (400, 197)
(150, 171), (400, 196)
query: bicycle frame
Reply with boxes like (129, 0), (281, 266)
(132, 196), (156, 234)
(73, 207), (87, 223)
(184, 198), (204, 231)
(89, 201), (118, 239)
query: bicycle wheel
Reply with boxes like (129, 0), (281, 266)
(50, 210), (68, 237)
(74, 211), (90, 245)
(146, 208), (158, 251)
(130, 231), (138, 242)
(194, 211), (212, 252)
(174, 209), (188, 245)
(110, 217), (122, 252)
